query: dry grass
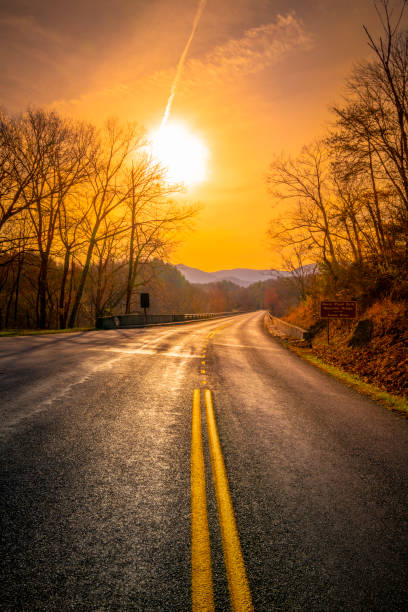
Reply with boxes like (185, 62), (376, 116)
(288, 343), (408, 415)
(0, 327), (95, 337)
(267, 297), (408, 413)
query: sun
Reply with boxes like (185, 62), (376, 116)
(149, 122), (208, 187)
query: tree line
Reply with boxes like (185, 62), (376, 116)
(267, 0), (408, 310)
(0, 107), (302, 330)
(0, 112), (194, 329)
(143, 262), (300, 316)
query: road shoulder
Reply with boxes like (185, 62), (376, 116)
(263, 313), (408, 416)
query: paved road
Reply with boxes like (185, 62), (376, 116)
(1, 311), (407, 610)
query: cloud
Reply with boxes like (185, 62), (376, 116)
(0, 13), (80, 109)
(0, 14), (64, 62)
(50, 12), (312, 122)
(184, 13), (312, 84)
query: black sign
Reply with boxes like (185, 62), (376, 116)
(140, 293), (150, 309)
(320, 300), (357, 319)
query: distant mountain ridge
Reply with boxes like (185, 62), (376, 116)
(176, 264), (289, 287)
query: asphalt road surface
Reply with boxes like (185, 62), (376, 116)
(1, 311), (407, 611)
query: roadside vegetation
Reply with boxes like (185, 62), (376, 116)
(287, 340), (408, 414)
(0, 115), (194, 329)
(267, 0), (408, 401)
(0, 107), (300, 330)
(0, 253), (300, 333)
(0, 327), (95, 337)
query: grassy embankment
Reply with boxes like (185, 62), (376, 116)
(0, 327), (95, 337)
(268, 298), (408, 415)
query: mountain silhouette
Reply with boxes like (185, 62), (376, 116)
(176, 264), (289, 287)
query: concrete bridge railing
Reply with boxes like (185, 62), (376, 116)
(265, 312), (306, 340)
(96, 311), (246, 330)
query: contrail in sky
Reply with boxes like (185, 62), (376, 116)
(160, 0), (207, 129)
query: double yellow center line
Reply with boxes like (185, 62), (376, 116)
(191, 389), (214, 609)
(191, 389), (253, 611)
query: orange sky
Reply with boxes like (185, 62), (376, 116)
(0, 0), (385, 271)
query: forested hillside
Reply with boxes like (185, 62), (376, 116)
(0, 108), (304, 330)
(143, 262), (300, 315)
(0, 248), (302, 328)
(268, 1), (408, 398)
(0, 114), (194, 329)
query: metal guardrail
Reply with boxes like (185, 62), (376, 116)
(266, 312), (306, 340)
(96, 311), (246, 330)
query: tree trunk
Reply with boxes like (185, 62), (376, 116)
(95, 255), (105, 319)
(125, 191), (136, 314)
(13, 254), (22, 327)
(5, 276), (16, 328)
(59, 250), (71, 329)
(65, 260), (75, 328)
(37, 255), (49, 328)
(125, 258), (134, 314)
(68, 229), (98, 328)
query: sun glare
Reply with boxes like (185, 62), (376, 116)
(149, 122), (208, 187)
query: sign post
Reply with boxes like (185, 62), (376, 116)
(140, 293), (150, 324)
(320, 301), (357, 345)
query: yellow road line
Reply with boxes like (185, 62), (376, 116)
(205, 389), (254, 612)
(191, 389), (215, 611)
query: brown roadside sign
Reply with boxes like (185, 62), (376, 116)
(320, 300), (357, 319)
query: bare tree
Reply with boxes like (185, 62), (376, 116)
(57, 194), (92, 328)
(0, 111), (197, 329)
(123, 156), (194, 313)
(67, 119), (144, 327)
(267, 1), (408, 305)
(0, 111), (43, 234)
(267, 142), (341, 279)
(17, 111), (96, 327)
(329, 0), (408, 272)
